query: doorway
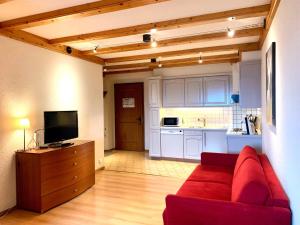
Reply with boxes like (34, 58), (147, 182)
(114, 83), (144, 151)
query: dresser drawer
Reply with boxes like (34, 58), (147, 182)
(41, 175), (95, 213)
(41, 151), (94, 181)
(41, 142), (94, 166)
(41, 162), (94, 196)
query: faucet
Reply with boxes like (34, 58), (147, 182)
(197, 118), (206, 127)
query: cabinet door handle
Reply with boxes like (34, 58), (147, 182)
(74, 150), (77, 155)
(73, 175), (78, 180)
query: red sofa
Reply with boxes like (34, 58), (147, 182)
(163, 146), (291, 225)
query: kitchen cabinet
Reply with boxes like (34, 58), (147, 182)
(203, 130), (227, 153)
(161, 129), (184, 158)
(149, 129), (161, 157)
(163, 79), (185, 107)
(149, 79), (161, 107)
(227, 135), (262, 153)
(185, 78), (203, 107)
(203, 76), (230, 106)
(240, 60), (261, 108)
(149, 108), (161, 129)
(184, 130), (203, 160)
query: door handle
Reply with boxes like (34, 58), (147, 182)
(137, 117), (143, 124)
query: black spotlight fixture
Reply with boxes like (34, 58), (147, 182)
(151, 58), (157, 63)
(143, 34), (152, 43)
(66, 46), (72, 54)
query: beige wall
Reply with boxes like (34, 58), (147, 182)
(0, 36), (104, 212)
(260, 0), (300, 223)
(104, 63), (232, 150)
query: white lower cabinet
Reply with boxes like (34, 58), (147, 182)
(184, 134), (203, 160)
(203, 130), (227, 153)
(149, 129), (161, 157)
(161, 129), (184, 158)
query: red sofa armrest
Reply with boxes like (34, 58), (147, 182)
(201, 152), (238, 168)
(164, 195), (291, 225)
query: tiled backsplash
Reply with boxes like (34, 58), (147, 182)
(160, 107), (232, 128)
(232, 104), (261, 129)
(160, 105), (261, 129)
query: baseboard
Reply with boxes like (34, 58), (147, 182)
(96, 166), (105, 171)
(0, 206), (15, 218)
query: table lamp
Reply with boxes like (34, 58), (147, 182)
(19, 118), (30, 151)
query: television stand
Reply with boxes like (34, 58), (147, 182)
(48, 142), (74, 148)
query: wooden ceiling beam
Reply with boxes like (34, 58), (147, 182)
(104, 58), (239, 75)
(49, 4), (270, 45)
(0, 0), (13, 4)
(104, 53), (239, 70)
(260, 0), (281, 47)
(0, 29), (104, 65)
(84, 27), (262, 55)
(0, 0), (170, 30)
(104, 42), (259, 63)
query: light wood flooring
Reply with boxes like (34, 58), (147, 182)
(0, 170), (185, 225)
(105, 150), (197, 178)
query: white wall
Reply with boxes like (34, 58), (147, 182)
(261, 0), (300, 224)
(104, 63), (232, 150)
(0, 36), (104, 212)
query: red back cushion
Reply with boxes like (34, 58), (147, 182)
(232, 158), (270, 205)
(233, 146), (259, 177)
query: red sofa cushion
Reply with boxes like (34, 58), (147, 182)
(177, 180), (231, 201)
(233, 145), (259, 177)
(232, 158), (270, 205)
(187, 165), (233, 185)
(259, 155), (290, 208)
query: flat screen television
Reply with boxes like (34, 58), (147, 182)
(44, 111), (78, 145)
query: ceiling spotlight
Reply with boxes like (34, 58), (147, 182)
(198, 56), (203, 64)
(227, 28), (235, 37)
(151, 40), (158, 48)
(150, 28), (157, 34)
(103, 68), (107, 72)
(93, 45), (99, 53)
(157, 56), (162, 61)
(228, 16), (236, 21)
(158, 63), (163, 68)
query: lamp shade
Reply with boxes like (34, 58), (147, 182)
(19, 118), (30, 129)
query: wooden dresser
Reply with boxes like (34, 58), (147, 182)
(16, 140), (95, 213)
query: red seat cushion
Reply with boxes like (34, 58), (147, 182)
(187, 165), (233, 185)
(232, 158), (270, 205)
(177, 180), (231, 201)
(234, 145), (259, 177)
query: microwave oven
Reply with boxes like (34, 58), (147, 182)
(162, 117), (180, 126)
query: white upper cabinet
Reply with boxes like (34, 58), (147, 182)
(163, 79), (185, 107)
(185, 78), (203, 107)
(149, 79), (161, 107)
(203, 76), (230, 106)
(240, 60), (261, 108)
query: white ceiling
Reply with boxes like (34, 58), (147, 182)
(0, 0), (269, 68)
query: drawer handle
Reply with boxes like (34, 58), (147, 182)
(74, 150), (77, 155)
(73, 162), (78, 166)
(73, 189), (78, 193)
(73, 175), (78, 180)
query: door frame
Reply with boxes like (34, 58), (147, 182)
(114, 82), (145, 151)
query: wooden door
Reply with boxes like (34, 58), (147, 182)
(115, 83), (144, 151)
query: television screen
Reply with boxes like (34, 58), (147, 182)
(44, 111), (78, 144)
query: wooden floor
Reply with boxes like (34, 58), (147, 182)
(0, 170), (184, 225)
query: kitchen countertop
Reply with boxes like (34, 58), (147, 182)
(160, 126), (228, 131)
(226, 130), (262, 138)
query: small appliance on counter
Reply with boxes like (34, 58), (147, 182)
(243, 114), (259, 135)
(162, 117), (180, 127)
